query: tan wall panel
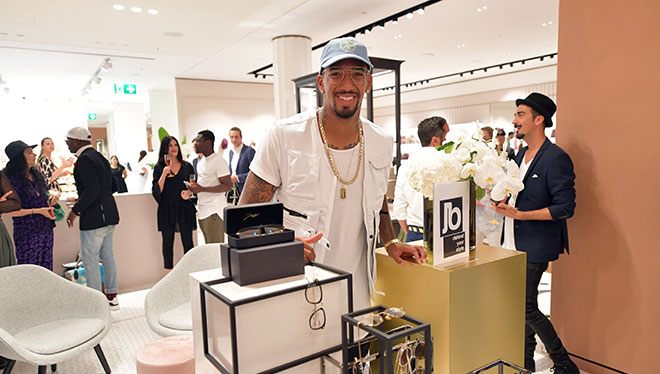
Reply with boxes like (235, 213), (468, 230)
(554, 1), (660, 372)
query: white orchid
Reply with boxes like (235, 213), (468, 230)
(406, 130), (524, 201)
(491, 175), (525, 201)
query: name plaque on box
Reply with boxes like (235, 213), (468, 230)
(433, 180), (470, 267)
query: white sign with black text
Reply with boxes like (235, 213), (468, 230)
(433, 180), (470, 267)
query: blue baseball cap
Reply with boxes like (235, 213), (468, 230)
(319, 37), (373, 74)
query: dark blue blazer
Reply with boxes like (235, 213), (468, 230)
(229, 144), (256, 194)
(513, 138), (576, 263)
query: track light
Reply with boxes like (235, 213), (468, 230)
(93, 76), (102, 84)
(100, 58), (113, 72)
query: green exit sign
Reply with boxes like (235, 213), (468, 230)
(114, 83), (137, 95)
(88, 113), (97, 120)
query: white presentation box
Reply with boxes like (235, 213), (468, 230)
(199, 262), (353, 374)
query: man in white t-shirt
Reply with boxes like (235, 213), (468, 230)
(186, 130), (232, 243)
(393, 116), (449, 242)
(238, 37), (426, 309)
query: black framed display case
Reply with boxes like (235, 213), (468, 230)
(341, 305), (432, 374)
(199, 262), (353, 374)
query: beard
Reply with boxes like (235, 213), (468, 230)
(516, 133), (525, 139)
(333, 104), (359, 119)
(328, 90), (361, 119)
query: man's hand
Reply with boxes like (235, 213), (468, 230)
(295, 232), (323, 261)
(231, 175), (238, 183)
(66, 210), (77, 227)
(188, 181), (203, 194)
(386, 242), (426, 266)
(492, 201), (520, 219)
(181, 190), (193, 200)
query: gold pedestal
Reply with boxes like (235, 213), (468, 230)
(374, 243), (526, 374)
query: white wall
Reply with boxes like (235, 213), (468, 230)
(373, 81), (557, 136)
(175, 79), (275, 158)
(0, 95), (87, 165)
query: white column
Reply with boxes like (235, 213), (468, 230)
(148, 89), (180, 151)
(272, 35), (312, 119)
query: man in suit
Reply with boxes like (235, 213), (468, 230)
(228, 127), (256, 197)
(65, 127), (120, 311)
(493, 93), (578, 374)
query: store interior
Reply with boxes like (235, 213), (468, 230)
(1, 0), (658, 373)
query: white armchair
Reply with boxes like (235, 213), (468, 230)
(144, 244), (221, 337)
(0, 264), (111, 374)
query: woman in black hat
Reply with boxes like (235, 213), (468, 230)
(2, 141), (56, 270)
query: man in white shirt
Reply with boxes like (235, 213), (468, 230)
(187, 130), (232, 243)
(393, 116), (449, 242)
(238, 37), (426, 310)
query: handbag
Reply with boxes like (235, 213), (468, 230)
(52, 203), (65, 222)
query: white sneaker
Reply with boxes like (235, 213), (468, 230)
(108, 297), (119, 311)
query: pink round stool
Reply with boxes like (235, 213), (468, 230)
(136, 335), (194, 374)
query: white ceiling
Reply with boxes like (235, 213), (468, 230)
(0, 0), (558, 103)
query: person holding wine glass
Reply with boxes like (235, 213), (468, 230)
(152, 136), (197, 269)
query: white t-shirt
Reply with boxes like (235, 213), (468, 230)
(230, 143), (243, 176)
(323, 146), (369, 310)
(392, 160), (423, 227)
(502, 155), (534, 250)
(196, 152), (230, 220)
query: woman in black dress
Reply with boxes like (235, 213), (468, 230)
(152, 136), (197, 269)
(110, 155), (128, 193)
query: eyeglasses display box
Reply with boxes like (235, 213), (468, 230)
(341, 306), (432, 374)
(224, 202), (295, 249)
(220, 242), (304, 286)
(200, 262), (353, 374)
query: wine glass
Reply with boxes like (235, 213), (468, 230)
(164, 155), (173, 177)
(189, 174), (196, 183)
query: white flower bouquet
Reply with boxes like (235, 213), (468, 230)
(406, 131), (524, 202)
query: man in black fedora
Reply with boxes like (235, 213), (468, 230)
(493, 92), (579, 373)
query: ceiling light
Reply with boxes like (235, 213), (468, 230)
(147, 9), (158, 15)
(548, 21), (553, 25)
(113, 4), (125, 10)
(130, 7), (142, 13)
(417, 9), (425, 15)
(392, 20), (398, 25)
(542, 22), (547, 26)
(406, 13), (414, 19)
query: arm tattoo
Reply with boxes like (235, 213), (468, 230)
(238, 172), (277, 205)
(378, 196), (396, 243)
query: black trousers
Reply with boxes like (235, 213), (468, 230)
(161, 228), (194, 269)
(525, 262), (571, 370)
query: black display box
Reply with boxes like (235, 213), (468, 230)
(220, 242), (304, 286)
(199, 261), (354, 374)
(341, 305), (432, 374)
(224, 202), (294, 249)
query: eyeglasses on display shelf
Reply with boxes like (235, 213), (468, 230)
(305, 278), (326, 330)
(236, 224), (285, 239)
(357, 307), (406, 328)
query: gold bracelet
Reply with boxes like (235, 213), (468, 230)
(383, 238), (400, 252)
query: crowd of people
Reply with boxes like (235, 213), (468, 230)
(0, 36), (579, 374)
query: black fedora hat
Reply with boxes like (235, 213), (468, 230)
(515, 92), (556, 128)
(5, 140), (37, 161)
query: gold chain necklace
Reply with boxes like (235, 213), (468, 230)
(316, 108), (363, 199)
